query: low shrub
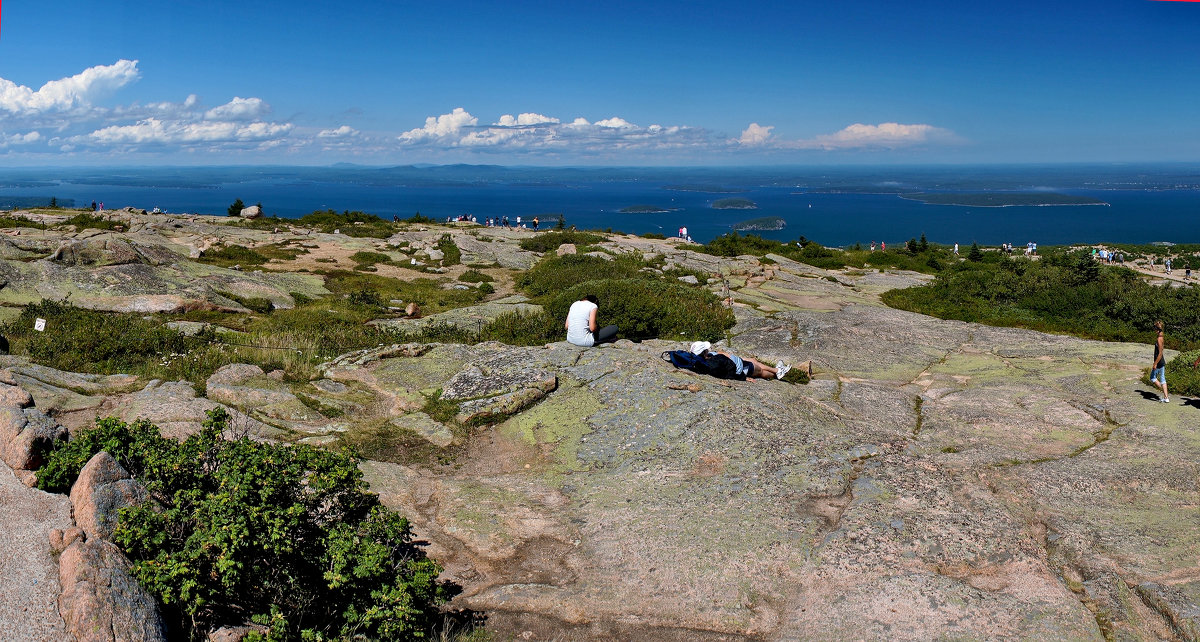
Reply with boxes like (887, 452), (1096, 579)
(517, 254), (645, 297)
(4, 300), (207, 375)
(1164, 350), (1200, 397)
(38, 410), (455, 640)
(349, 250), (393, 268)
(198, 245), (269, 266)
(298, 209), (394, 238)
(437, 234), (461, 266)
(62, 212), (121, 231)
(519, 230), (606, 253)
(458, 269), (493, 283)
(547, 279), (734, 341)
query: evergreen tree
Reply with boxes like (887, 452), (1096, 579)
(967, 242), (984, 262)
(227, 198), (245, 217)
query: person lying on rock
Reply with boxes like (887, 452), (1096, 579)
(566, 294), (618, 347)
(690, 341), (790, 380)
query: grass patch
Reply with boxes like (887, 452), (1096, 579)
(61, 212), (121, 231)
(198, 245), (269, 267)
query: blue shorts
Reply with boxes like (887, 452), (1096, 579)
(729, 355), (753, 377)
(1151, 366), (1166, 384)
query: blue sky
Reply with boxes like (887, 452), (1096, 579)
(1, 0), (1197, 165)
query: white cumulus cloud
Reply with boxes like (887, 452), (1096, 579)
(594, 117), (634, 129)
(737, 121), (956, 151)
(810, 122), (949, 149)
(738, 123), (774, 146)
(495, 113), (559, 127)
(0, 131), (43, 147)
(318, 125), (359, 138)
(398, 108), (478, 142)
(88, 118), (293, 145)
(0, 60), (140, 114)
(205, 96), (269, 121)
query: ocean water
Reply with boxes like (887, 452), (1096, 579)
(1, 166), (1198, 246)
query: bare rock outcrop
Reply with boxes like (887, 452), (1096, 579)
(238, 205), (262, 219)
(58, 538), (167, 642)
(0, 405), (67, 472)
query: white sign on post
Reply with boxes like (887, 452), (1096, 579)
(34, 318), (46, 332)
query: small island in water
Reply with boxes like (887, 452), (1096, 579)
(618, 204), (678, 214)
(900, 192), (1109, 207)
(732, 216), (786, 232)
(711, 197), (758, 210)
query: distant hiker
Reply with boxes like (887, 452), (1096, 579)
(870, 241), (876, 251)
(688, 341), (789, 380)
(881, 241), (885, 251)
(565, 295), (618, 347)
(953, 243), (959, 256)
(533, 216), (540, 230)
(91, 200), (97, 211)
(516, 215), (522, 227)
(681, 226), (688, 239)
(1150, 320), (1170, 403)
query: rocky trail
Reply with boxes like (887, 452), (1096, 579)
(0, 212), (1196, 640)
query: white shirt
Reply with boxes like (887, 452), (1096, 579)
(566, 300), (597, 346)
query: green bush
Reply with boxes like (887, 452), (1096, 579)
(883, 255), (1200, 349)
(517, 254), (645, 298)
(458, 269), (493, 283)
(1165, 350), (1200, 397)
(518, 230), (606, 253)
(437, 235), (461, 266)
(547, 279), (734, 341)
(38, 410), (453, 640)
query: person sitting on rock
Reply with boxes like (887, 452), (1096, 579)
(565, 295), (618, 347)
(689, 341), (790, 380)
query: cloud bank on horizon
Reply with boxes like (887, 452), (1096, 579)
(0, 60), (956, 161)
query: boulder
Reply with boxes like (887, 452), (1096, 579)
(238, 205), (262, 219)
(70, 452), (148, 541)
(0, 407), (66, 471)
(427, 248), (445, 261)
(58, 538), (167, 642)
(0, 382), (33, 408)
(556, 243), (577, 256)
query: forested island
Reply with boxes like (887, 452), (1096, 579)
(619, 204), (677, 214)
(711, 197), (758, 210)
(732, 216), (786, 231)
(900, 192), (1109, 207)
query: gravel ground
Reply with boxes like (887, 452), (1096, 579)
(0, 461), (72, 641)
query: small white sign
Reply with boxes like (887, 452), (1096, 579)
(34, 318), (46, 332)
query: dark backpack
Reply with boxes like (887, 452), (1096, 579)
(661, 350), (745, 380)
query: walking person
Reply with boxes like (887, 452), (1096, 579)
(565, 295), (618, 347)
(1150, 320), (1170, 403)
(533, 216), (539, 231)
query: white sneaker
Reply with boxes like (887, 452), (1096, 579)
(776, 364), (791, 380)
(1163, 397), (1171, 403)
